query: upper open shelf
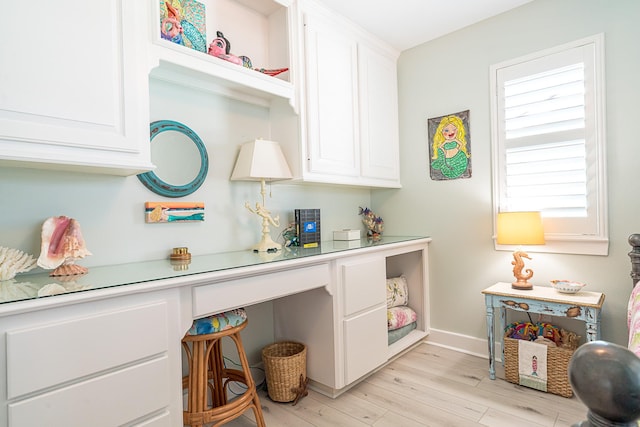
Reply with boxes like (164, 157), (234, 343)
(150, 0), (294, 107)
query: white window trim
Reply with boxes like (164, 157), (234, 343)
(490, 34), (608, 256)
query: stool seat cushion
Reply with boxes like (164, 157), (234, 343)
(187, 308), (247, 336)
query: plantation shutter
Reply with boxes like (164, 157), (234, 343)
(491, 35), (607, 255)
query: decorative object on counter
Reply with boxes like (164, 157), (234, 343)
(230, 139), (293, 252)
(333, 229), (360, 241)
(0, 247), (37, 281)
(428, 110), (472, 180)
(280, 222), (299, 247)
(160, 0), (207, 52)
(550, 280), (586, 294)
(145, 202), (204, 223)
(169, 247), (191, 270)
(37, 216), (92, 277)
(138, 120), (209, 198)
(359, 207), (384, 240)
(295, 209), (321, 248)
(496, 211), (545, 290)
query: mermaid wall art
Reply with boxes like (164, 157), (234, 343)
(428, 110), (472, 180)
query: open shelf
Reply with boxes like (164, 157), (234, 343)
(150, 0), (294, 107)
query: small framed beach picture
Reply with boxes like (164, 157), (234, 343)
(427, 110), (472, 180)
(145, 202), (205, 223)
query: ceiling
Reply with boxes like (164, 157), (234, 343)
(316, 0), (534, 51)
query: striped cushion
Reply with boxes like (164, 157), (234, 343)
(187, 308), (247, 336)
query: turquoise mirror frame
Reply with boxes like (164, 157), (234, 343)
(137, 120), (209, 198)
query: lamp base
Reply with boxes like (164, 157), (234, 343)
(251, 233), (282, 253)
(511, 280), (533, 291)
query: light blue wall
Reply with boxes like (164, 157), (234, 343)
(374, 0), (640, 346)
(0, 80), (371, 268)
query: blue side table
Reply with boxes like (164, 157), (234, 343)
(482, 282), (605, 380)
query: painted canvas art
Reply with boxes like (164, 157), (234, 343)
(145, 202), (205, 223)
(427, 110), (472, 180)
(159, 0), (207, 53)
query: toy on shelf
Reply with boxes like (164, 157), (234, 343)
(208, 30), (289, 77)
(208, 31), (245, 65)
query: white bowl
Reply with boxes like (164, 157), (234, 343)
(550, 280), (586, 294)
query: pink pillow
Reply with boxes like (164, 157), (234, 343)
(387, 306), (417, 331)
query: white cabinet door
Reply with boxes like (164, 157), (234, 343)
(0, 0), (152, 176)
(358, 43), (400, 184)
(338, 255), (387, 385)
(343, 306), (387, 384)
(303, 12), (360, 178)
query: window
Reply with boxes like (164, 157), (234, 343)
(490, 34), (607, 255)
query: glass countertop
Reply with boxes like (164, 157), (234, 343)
(0, 236), (428, 305)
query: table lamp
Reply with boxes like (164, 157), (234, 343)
(231, 139), (292, 252)
(496, 211), (545, 290)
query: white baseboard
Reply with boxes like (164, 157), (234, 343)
(424, 328), (503, 362)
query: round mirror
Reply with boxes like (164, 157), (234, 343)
(137, 120), (209, 198)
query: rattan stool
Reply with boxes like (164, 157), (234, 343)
(182, 309), (265, 427)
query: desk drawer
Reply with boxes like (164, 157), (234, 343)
(8, 356), (170, 427)
(192, 263), (330, 318)
(7, 301), (169, 399)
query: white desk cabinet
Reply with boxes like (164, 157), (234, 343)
(0, 1), (153, 176)
(0, 237), (430, 420)
(0, 290), (182, 427)
(274, 239), (430, 396)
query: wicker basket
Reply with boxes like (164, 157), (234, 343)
(262, 341), (307, 402)
(504, 337), (575, 398)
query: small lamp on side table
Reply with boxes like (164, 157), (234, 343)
(231, 139), (292, 252)
(496, 211), (545, 290)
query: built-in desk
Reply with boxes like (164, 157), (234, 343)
(0, 236), (430, 426)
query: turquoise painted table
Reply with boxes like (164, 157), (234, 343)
(482, 282), (605, 380)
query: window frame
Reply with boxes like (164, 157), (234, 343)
(490, 34), (608, 256)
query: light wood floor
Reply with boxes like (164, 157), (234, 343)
(223, 342), (588, 427)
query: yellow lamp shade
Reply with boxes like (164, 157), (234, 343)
(496, 211), (545, 245)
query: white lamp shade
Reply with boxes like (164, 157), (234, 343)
(496, 211), (545, 245)
(230, 139), (292, 181)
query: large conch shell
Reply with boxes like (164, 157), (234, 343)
(0, 247), (37, 281)
(37, 216), (92, 276)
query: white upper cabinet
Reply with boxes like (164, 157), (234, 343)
(0, 1), (154, 176)
(148, 0), (296, 109)
(277, 0), (401, 188)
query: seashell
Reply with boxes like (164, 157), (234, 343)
(50, 263), (88, 277)
(37, 216), (92, 271)
(0, 246), (38, 281)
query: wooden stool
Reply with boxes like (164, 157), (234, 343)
(182, 309), (265, 427)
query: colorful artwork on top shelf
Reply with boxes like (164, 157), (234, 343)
(160, 0), (207, 53)
(145, 202), (205, 223)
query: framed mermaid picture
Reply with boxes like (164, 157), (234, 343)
(427, 110), (472, 180)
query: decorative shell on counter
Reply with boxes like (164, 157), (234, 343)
(0, 247), (38, 281)
(37, 216), (92, 277)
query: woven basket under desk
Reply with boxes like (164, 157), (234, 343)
(262, 341), (307, 403)
(503, 337), (575, 398)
